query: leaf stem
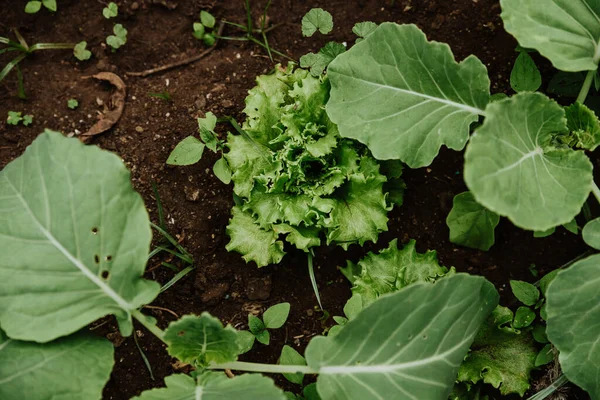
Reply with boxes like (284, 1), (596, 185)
(308, 249), (323, 310)
(131, 309), (168, 345)
(577, 69), (596, 104)
(209, 361), (317, 374)
(526, 373), (569, 400)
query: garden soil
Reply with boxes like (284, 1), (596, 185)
(0, 0), (591, 398)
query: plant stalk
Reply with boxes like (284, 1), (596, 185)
(209, 361), (317, 374)
(592, 181), (600, 205)
(308, 249), (323, 310)
(577, 69), (596, 104)
(131, 309), (168, 345)
(526, 374), (569, 400)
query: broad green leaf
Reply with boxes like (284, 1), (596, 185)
(300, 42), (346, 77)
(352, 21), (378, 40)
(167, 136), (205, 166)
(132, 372), (286, 400)
(457, 306), (537, 396)
(236, 330), (255, 354)
(344, 239), (452, 307)
(534, 227), (555, 238)
(583, 217), (600, 249)
(225, 206), (285, 267)
(263, 302), (290, 329)
(73, 41), (91, 61)
(446, 191), (500, 251)
(203, 34), (216, 46)
(539, 269), (560, 296)
(501, 0), (600, 72)
(509, 280), (540, 306)
(306, 274), (499, 399)
(0, 330), (114, 400)
(0, 131), (159, 342)
(224, 134), (273, 198)
(464, 93), (593, 231)
(302, 8), (333, 37)
(327, 23), (490, 168)
(564, 102), (600, 151)
(213, 158), (232, 185)
(513, 307), (535, 329)
(546, 254), (600, 399)
(163, 313), (241, 366)
(280, 345), (306, 385)
(532, 325), (549, 344)
(200, 11), (216, 29)
(25, 1), (42, 13)
(193, 22), (205, 38)
(273, 224), (321, 252)
(103, 2), (118, 18)
(510, 52), (542, 92)
(198, 111), (217, 132)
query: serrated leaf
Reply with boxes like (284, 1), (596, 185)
(132, 372), (286, 400)
(300, 42), (346, 77)
(352, 21), (378, 38)
(306, 274), (499, 399)
(583, 217), (600, 249)
(273, 223), (321, 252)
(564, 102), (600, 151)
(200, 11), (216, 29)
(224, 134), (273, 198)
(510, 280), (540, 306)
(0, 330), (114, 400)
(457, 306), (537, 396)
(464, 93), (593, 231)
(0, 131), (159, 342)
(302, 8), (333, 37)
(163, 313), (241, 366)
(280, 345), (306, 385)
(327, 23), (490, 168)
(237, 330), (255, 354)
(446, 191), (500, 251)
(167, 136), (205, 166)
(501, 0), (600, 72)
(213, 158), (232, 185)
(513, 307), (535, 329)
(263, 302), (290, 329)
(510, 52), (542, 92)
(225, 206), (285, 267)
(546, 254), (600, 399)
(349, 239), (451, 307)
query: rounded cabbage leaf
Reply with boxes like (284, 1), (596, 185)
(464, 93), (593, 231)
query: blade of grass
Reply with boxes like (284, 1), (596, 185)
(244, 0), (253, 35)
(150, 222), (194, 262)
(132, 331), (155, 381)
(223, 20), (249, 31)
(0, 53), (28, 82)
(260, 0), (273, 61)
(160, 265), (195, 293)
(16, 65), (26, 99)
(526, 374), (568, 400)
(0, 48), (20, 55)
(308, 249), (323, 310)
(12, 29), (29, 51)
(151, 182), (167, 231)
(161, 262), (179, 272)
(29, 43), (75, 51)
(152, 245), (193, 265)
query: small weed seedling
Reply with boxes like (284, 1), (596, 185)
(193, 11), (217, 46)
(238, 303), (290, 351)
(148, 91), (173, 103)
(25, 0), (56, 13)
(106, 24), (127, 50)
(1, 30), (89, 95)
(67, 99), (79, 109)
(6, 111), (32, 126)
(103, 2), (118, 19)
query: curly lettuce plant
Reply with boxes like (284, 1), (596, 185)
(224, 63), (402, 268)
(0, 130), (499, 400)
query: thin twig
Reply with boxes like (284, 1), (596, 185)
(126, 22), (225, 77)
(143, 305), (180, 318)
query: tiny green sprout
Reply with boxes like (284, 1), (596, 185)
(73, 41), (92, 61)
(106, 24), (127, 50)
(148, 91), (173, 103)
(192, 11), (217, 46)
(67, 99), (79, 109)
(7, 111), (33, 126)
(242, 303), (291, 348)
(102, 2), (118, 19)
(25, 0), (57, 13)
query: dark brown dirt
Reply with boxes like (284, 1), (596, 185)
(0, 0), (591, 399)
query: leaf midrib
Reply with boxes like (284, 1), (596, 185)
(3, 173), (134, 312)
